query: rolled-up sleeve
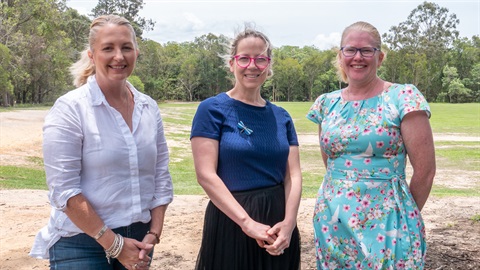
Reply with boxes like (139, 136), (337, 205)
(151, 108), (173, 209)
(43, 98), (83, 211)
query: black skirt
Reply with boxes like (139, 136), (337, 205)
(195, 184), (301, 270)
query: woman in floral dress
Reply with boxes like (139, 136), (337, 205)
(306, 21), (436, 269)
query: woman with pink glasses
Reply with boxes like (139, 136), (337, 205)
(190, 25), (302, 270)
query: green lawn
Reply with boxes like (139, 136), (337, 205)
(1, 102), (479, 198)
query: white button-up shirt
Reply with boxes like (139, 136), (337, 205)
(30, 75), (173, 259)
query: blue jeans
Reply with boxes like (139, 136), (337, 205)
(49, 222), (151, 270)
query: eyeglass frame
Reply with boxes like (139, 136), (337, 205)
(340, 46), (380, 58)
(232, 55), (271, 69)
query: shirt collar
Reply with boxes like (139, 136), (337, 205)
(86, 75), (149, 107)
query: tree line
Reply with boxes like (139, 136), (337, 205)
(1, 0), (479, 106)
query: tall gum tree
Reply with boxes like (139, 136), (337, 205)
(382, 1), (459, 101)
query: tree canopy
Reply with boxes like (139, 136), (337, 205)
(1, 0), (478, 106)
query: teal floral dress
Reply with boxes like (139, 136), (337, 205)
(306, 84), (430, 269)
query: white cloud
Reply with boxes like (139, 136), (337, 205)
(181, 12), (205, 32)
(313, 32), (341, 51)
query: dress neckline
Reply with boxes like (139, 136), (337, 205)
(341, 83), (395, 102)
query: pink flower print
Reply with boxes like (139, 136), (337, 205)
(396, 260), (406, 269)
(402, 224), (408, 231)
(414, 240), (421, 248)
(406, 86), (414, 95)
(376, 141), (384, 148)
(353, 101), (360, 108)
(377, 233), (385, 243)
(408, 211), (415, 219)
(348, 217), (359, 228)
(364, 158), (371, 165)
(351, 238), (357, 245)
(322, 225), (329, 233)
(343, 204), (351, 212)
(346, 190), (355, 200)
(325, 253), (331, 261)
(387, 189), (395, 196)
(361, 198), (370, 208)
(345, 159), (352, 168)
(322, 136), (330, 144)
(333, 225), (338, 231)
(375, 127), (384, 136)
(392, 238), (397, 245)
(362, 128), (372, 135)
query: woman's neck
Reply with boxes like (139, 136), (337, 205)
(344, 77), (385, 101)
(227, 87), (266, 106)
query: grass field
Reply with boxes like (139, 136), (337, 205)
(1, 102), (479, 197)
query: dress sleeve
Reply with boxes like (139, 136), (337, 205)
(190, 97), (223, 140)
(397, 84), (431, 119)
(306, 94), (327, 125)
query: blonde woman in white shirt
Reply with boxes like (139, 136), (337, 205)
(30, 15), (173, 270)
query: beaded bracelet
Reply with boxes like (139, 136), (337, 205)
(93, 224), (108, 240)
(105, 234), (124, 264)
(146, 230), (160, 244)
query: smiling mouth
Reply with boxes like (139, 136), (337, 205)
(109, 65), (126, 69)
(245, 74), (260, 78)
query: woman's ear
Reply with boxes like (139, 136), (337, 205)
(377, 51), (385, 68)
(229, 59), (234, 73)
(87, 50), (94, 64)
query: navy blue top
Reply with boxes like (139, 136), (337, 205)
(190, 93), (299, 192)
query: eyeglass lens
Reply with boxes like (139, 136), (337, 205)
(342, 47), (376, 57)
(236, 56), (269, 68)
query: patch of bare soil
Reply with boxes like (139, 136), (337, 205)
(0, 109), (479, 270)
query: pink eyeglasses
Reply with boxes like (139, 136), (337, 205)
(232, 55), (271, 69)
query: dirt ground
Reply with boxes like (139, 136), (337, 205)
(0, 109), (479, 270)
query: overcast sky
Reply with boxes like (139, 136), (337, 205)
(67, 0), (480, 50)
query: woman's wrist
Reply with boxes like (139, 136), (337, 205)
(93, 224), (108, 240)
(146, 230), (160, 244)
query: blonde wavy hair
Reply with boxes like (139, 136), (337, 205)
(69, 15), (137, 87)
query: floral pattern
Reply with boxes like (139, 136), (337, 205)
(306, 84), (430, 269)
